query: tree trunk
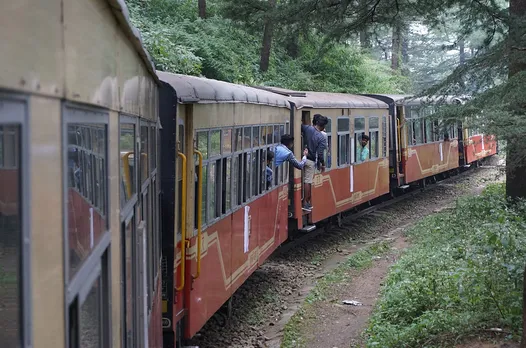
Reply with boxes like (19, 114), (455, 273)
(360, 30), (371, 49)
(359, 0), (371, 49)
(391, 22), (402, 70)
(259, 0), (277, 72)
(459, 38), (466, 65)
(509, 0), (526, 346)
(402, 35), (409, 64)
(198, 0), (206, 19)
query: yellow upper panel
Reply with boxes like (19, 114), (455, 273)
(0, 0), (64, 96)
(1, 0), (158, 119)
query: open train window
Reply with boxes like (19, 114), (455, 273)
(382, 115), (388, 157)
(369, 117), (379, 159)
(324, 118), (332, 169)
(353, 117), (366, 163)
(337, 117), (350, 166)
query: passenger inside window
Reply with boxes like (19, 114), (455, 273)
(265, 151), (274, 190)
(357, 133), (370, 163)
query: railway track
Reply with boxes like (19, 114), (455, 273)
(277, 163), (488, 255)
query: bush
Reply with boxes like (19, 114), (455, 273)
(366, 183), (526, 347)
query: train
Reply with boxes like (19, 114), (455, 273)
(0, 0), (497, 348)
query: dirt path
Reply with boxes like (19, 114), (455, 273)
(305, 235), (409, 348)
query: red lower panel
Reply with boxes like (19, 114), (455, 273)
(183, 184), (288, 339)
(403, 141), (459, 183)
(297, 158), (390, 224)
(465, 135), (497, 164)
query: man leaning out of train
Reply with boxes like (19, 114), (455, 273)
(301, 114), (328, 212)
(275, 134), (309, 169)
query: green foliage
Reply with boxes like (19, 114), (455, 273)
(366, 184), (526, 347)
(126, 0), (407, 93)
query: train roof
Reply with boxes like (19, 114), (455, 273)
(157, 72), (291, 108)
(255, 86), (388, 109)
(110, 0), (159, 83)
(366, 94), (468, 106)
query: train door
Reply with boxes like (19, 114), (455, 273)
(396, 106), (405, 177)
(458, 121), (466, 166)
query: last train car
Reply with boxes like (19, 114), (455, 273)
(0, 0), (162, 347)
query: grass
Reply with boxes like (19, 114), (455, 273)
(365, 183), (525, 347)
(281, 241), (392, 348)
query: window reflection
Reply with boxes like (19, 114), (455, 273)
(120, 123), (135, 205)
(67, 124), (107, 279)
(79, 278), (102, 348)
(0, 124), (21, 347)
(140, 125), (149, 184)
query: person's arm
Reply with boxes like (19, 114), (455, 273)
(301, 124), (307, 133)
(286, 150), (307, 169)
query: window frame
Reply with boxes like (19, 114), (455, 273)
(368, 116), (380, 159)
(0, 91), (32, 347)
(337, 116), (351, 167)
(353, 116), (366, 164)
(62, 102), (111, 348)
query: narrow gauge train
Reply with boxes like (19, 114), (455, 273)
(1, 1), (497, 348)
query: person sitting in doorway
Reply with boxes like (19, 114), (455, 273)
(301, 114), (328, 212)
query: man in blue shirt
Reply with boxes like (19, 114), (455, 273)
(357, 134), (369, 163)
(275, 134), (308, 169)
(301, 115), (328, 212)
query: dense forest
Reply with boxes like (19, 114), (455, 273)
(127, 0), (485, 95)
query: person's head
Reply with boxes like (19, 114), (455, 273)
(266, 150), (275, 165)
(280, 134), (295, 150)
(313, 114), (322, 126)
(361, 134), (370, 147)
(314, 115), (328, 132)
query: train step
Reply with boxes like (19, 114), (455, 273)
(399, 185), (410, 189)
(299, 224), (316, 233)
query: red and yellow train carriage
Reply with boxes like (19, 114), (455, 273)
(157, 72), (292, 346)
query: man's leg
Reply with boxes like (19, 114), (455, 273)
(303, 160), (314, 211)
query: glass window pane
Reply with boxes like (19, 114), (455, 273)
(196, 131), (208, 160)
(67, 124), (107, 279)
(279, 125), (285, 138)
(244, 152), (251, 201)
(140, 125), (149, 184)
(266, 126), (274, 144)
(201, 164), (208, 225)
(150, 126), (157, 171)
(222, 129), (232, 154)
(225, 158), (231, 211)
(233, 128), (243, 152)
(414, 120), (423, 144)
(207, 163), (216, 221)
(243, 127), (251, 149)
(124, 218), (134, 347)
(382, 116), (388, 157)
(354, 118), (365, 131)
(325, 118), (332, 134)
(210, 130), (221, 157)
(252, 151), (259, 196)
(425, 119), (433, 143)
(369, 117), (379, 129)
(260, 127), (266, 146)
(120, 123), (135, 206)
(232, 155), (240, 206)
(0, 128), (4, 167)
(252, 127), (260, 148)
(370, 131), (379, 158)
(338, 118), (350, 132)
(79, 278), (102, 348)
(0, 124), (21, 346)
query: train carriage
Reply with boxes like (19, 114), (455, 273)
(1, 0), (162, 347)
(157, 72), (292, 346)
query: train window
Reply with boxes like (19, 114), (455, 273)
(140, 124), (149, 184)
(67, 123), (108, 278)
(325, 118), (332, 168)
(252, 150), (259, 195)
(260, 148), (266, 193)
(0, 120), (22, 346)
(201, 163), (208, 224)
(224, 158), (232, 212)
(337, 117), (350, 166)
(123, 215), (135, 347)
(150, 126), (157, 171)
(267, 125), (274, 144)
(252, 126), (260, 147)
(286, 121), (290, 134)
(382, 116), (388, 157)
(414, 120), (424, 144)
(210, 130), (221, 158)
(260, 127), (266, 146)
(222, 128), (232, 154)
(196, 131), (209, 159)
(425, 119), (433, 143)
(279, 124), (285, 138)
(243, 153), (250, 202)
(433, 120), (441, 141)
(235, 154), (243, 206)
(234, 127), (243, 152)
(208, 162), (218, 221)
(120, 122), (136, 206)
(354, 117), (366, 163)
(243, 127), (252, 149)
(369, 117), (379, 159)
